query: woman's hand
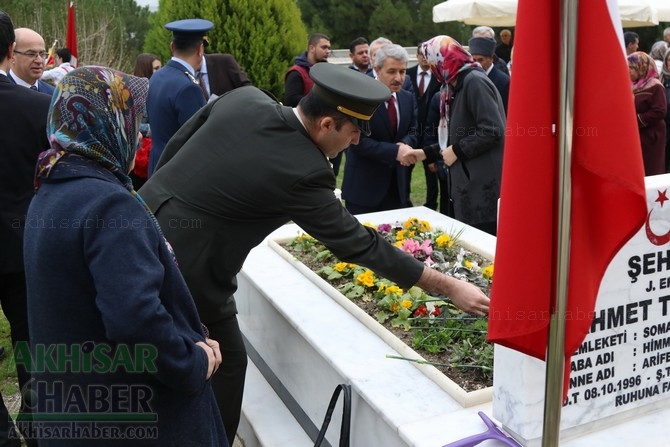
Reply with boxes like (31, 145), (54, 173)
(441, 145), (458, 167)
(196, 339), (222, 380)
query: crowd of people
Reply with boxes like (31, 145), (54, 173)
(1, 5), (669, 444)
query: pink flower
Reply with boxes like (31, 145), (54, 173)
(377, 223), (392, 233)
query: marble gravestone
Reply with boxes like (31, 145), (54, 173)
(493, 174), (670, 446)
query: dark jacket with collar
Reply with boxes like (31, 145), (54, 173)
(24, 156), (226, 446)
(342, 88), (419, 209)
(7, 72), (55, 96)
(0, 74), (51, 273)
(147, 59), (206, 175)
(487, 65), (510, 113)
(139, 86), (424, 323)
(406, 65), (441, 146)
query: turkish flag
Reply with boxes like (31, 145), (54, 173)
(66, 1), (78, 67)
(487, 0), (647, 398)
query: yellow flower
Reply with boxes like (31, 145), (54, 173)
(435, 234), (453, 248)
(394, 241), (403, 248)
(401, 299), (412, 309)
(334, 262), (348, 272)
(464, 260), (472, 269)
(390, 302), (399, 313)
(419, 220), (431, 232)
(385, 285), (403, 296)
(396, 229), (407, 241)
(404, 218), (417, 229)
(409, 231), (416, 237)
(362, 222), (377, 230)
(356, 270), (375, 288)
(482, 265), (494, 280)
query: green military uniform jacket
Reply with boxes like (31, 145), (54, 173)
(139, 86), (424, 324)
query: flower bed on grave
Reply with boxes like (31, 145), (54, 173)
(281, 217), (493, 392)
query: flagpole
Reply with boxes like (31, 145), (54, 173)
(541, 0), (577, 446)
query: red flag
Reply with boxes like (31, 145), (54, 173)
(487, 0), (647, 397)
(66, 1), (78, 67)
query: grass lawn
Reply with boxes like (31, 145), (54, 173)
(335, 152), (429, 208)
(0, 311), (19, 397)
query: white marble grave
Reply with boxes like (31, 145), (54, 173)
(493, 174), (670, 446)
(236, 199), (670, 446)
(236, 207), (498, 446)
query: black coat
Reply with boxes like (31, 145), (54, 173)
(449, 68), (505, 227)
(406, 65), (441, 146)
(487, 65), (510, 113)
(0, 74), (50, 273)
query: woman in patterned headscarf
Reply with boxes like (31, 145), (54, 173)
(628, 51), (667, 175)
(419, 35), (505, 236)
(23, 66), (228, 446)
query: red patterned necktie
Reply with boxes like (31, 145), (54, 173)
(418, 71), (426, 98)
(388, 95), (397, 137)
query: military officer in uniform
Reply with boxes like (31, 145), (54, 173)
(139, 63), (491, 444)
(146, 18), (213, 176)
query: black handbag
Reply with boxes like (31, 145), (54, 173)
(313, 384), (351, 447)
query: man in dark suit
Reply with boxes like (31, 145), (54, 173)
(405, 45), (441, 210)
(139, 63), (490, 445)
(199, 53), (252, 101)
(146, 18), (213, 176)
(468, 37), (510, 113)
(0, 10), (51, 447)
(342, 43), (419, 214)
(7, 28), (54, 96)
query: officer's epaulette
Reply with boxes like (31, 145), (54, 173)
(184, 71), (199, 85)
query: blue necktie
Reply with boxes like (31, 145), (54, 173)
(30, 85), (37, 91)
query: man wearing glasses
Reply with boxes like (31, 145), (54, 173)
(8, 28), (54, 95)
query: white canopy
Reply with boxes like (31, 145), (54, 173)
(433, 0), (663, 28)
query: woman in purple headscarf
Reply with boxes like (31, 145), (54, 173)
(23, 66), (227, 446)
(628, 51), (667, 175)
(418, 35), (505, 236)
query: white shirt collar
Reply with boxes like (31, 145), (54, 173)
(9, 69), (38, 89)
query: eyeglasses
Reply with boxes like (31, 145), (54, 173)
(14, 50), (48, 59)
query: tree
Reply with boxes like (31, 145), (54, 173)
(297, 0), (473, 48)
(144, 0), (306, 98)
(3, 0), (151, 72)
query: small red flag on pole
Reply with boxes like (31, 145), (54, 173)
(66, 1), (78, 67)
